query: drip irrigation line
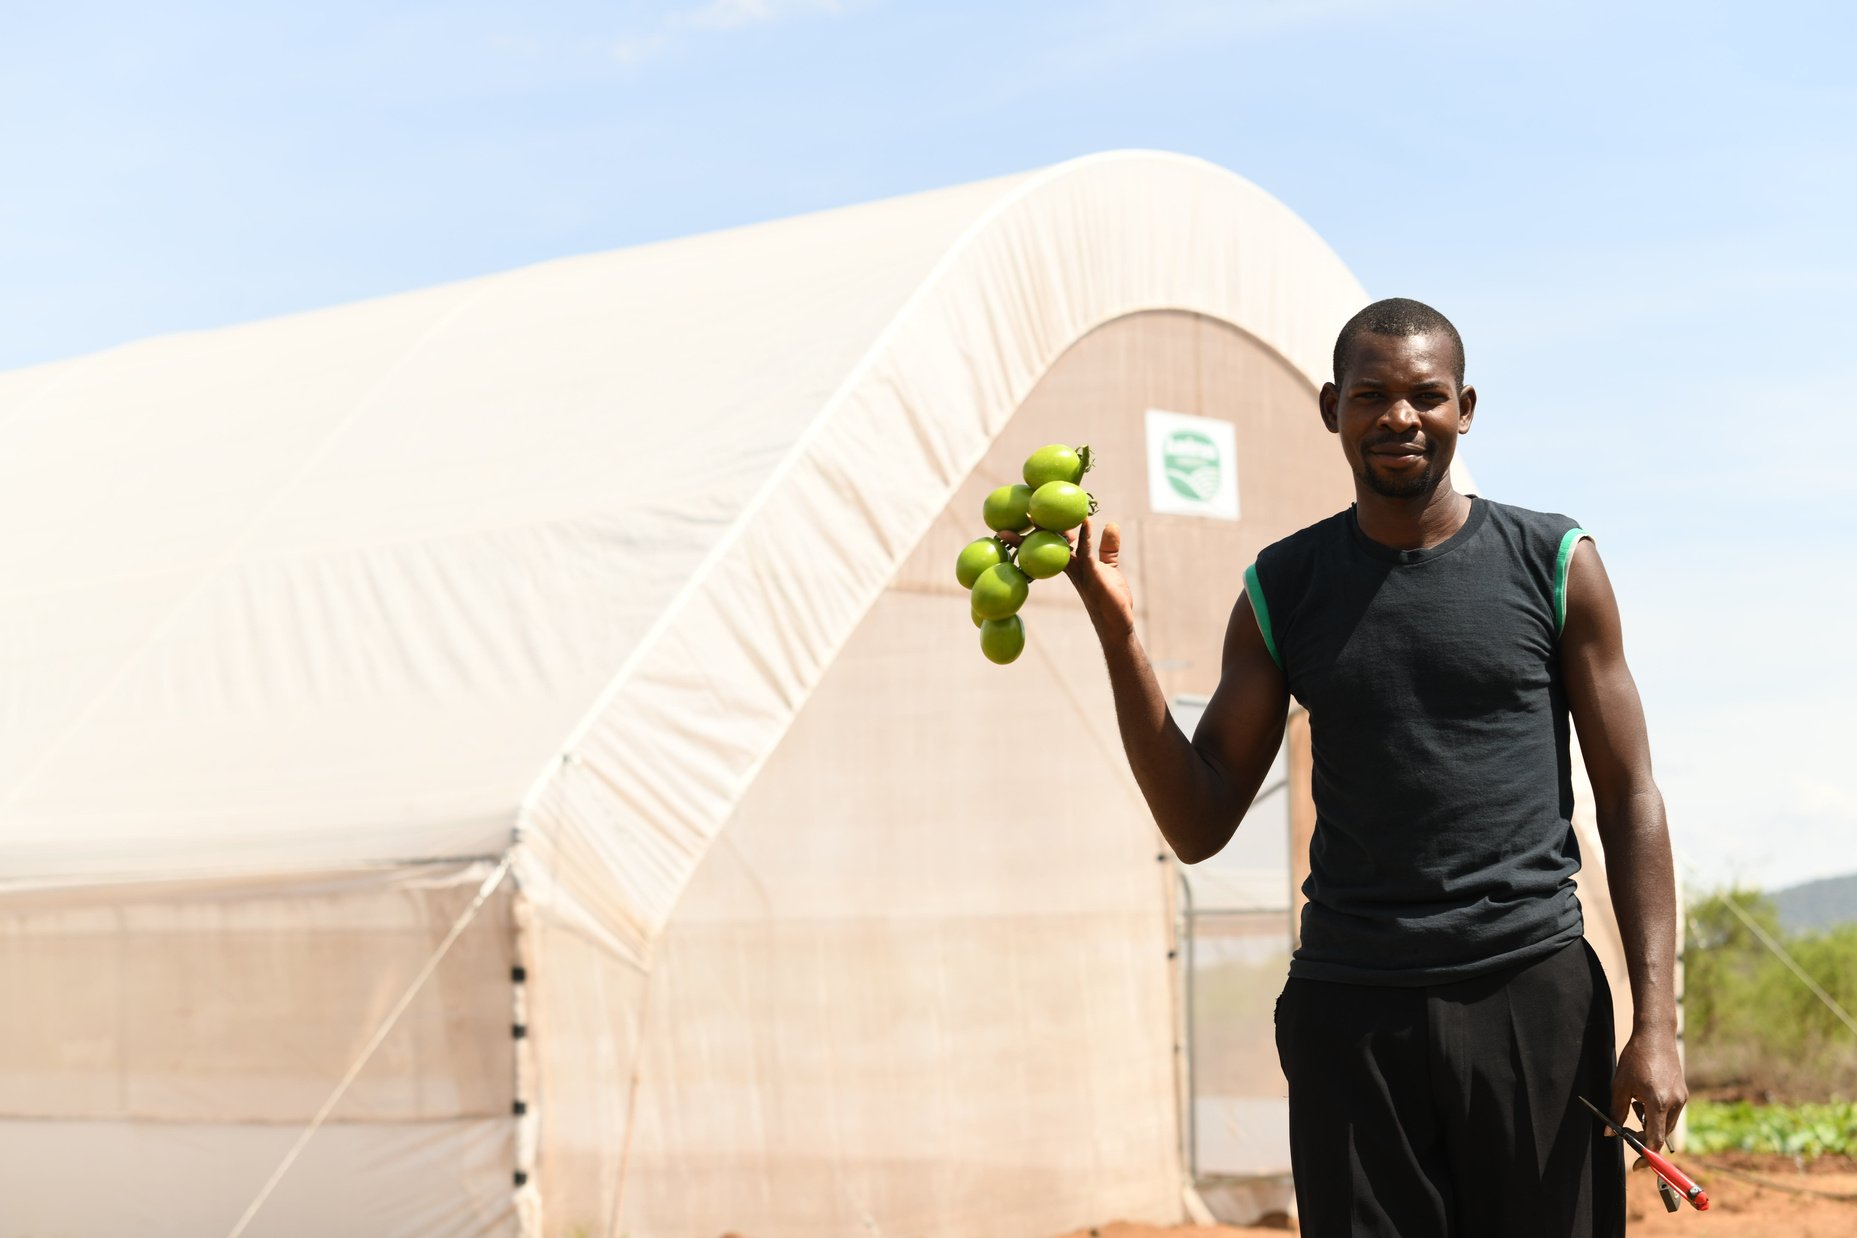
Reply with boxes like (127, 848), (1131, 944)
(1687, 1156), (1857, 1203)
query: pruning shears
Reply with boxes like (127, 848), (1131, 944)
(1579, 1095), (1710, 1212)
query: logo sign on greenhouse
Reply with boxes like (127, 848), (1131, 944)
(1146, 409), (1239, 520)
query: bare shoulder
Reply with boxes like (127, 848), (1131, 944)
(1561, 536), (1623, 650)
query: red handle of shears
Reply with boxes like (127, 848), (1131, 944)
(1578, 1096), (1710, 1210)
(1631, 1138), (1710, 1210)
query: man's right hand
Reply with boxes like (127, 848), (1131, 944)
(1061, 516), (1135, 637)
(997, 515), (1134, 636)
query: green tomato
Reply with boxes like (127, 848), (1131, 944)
(971, 605), (985, 628)
(1028, 481), (1092, 532)
(979, 615), (1026, 665)
(970, 562), (1030, 620)
(982, 484), (1035, 533)
(1017, 529), (1072, 579)
(1022, 443), (1088, 489)
(955, 537), (1009, 589)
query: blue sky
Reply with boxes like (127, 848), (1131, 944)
(5, 0), (1853, 891)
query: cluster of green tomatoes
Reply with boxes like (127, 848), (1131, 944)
(956, 443), (1096, 665)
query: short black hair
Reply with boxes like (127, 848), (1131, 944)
(1332, 298), (1465, 389)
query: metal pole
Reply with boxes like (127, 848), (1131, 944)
(1177, 865), (1198, 1184)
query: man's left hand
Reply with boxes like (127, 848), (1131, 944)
(1611, 1029), (1688, 1151)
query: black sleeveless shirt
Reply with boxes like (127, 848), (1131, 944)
(1246, 496), (1593, 985)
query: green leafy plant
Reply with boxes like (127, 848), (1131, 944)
(1686, 1099), (1857, 1159)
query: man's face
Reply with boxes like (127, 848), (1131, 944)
(1319, 331), (1475, 500)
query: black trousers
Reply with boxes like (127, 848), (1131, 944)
(1274, 938), (1625, 1238)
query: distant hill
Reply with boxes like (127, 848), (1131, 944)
(1771, 874), (1857, 935)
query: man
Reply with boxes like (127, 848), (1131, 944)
(1051, 299), (1684, 1236)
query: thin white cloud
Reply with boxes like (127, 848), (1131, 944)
(615, 0), (853, 64)
(688, 0), (849, 32)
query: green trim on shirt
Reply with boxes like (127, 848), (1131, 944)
(1554, 528), (1592, 635)
(1244, 562), (1281, 669)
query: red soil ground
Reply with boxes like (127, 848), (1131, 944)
(1047, 1155), (1857, 1236)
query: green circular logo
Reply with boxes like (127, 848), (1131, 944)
(1163, 429), (1221, 502)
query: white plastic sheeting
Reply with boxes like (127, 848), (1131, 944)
(609, 593), (1184, 1237)
(513, 151), (1364, 962)
(0, 169), (1021, 884)
(0, 1118), (515, 1238)
(3, 150), (1583, 1235)
(0, 863), (518, 1236)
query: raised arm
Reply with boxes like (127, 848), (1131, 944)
(1560, 537), (1687, 1150)
(1061, 517), (1291, 863)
